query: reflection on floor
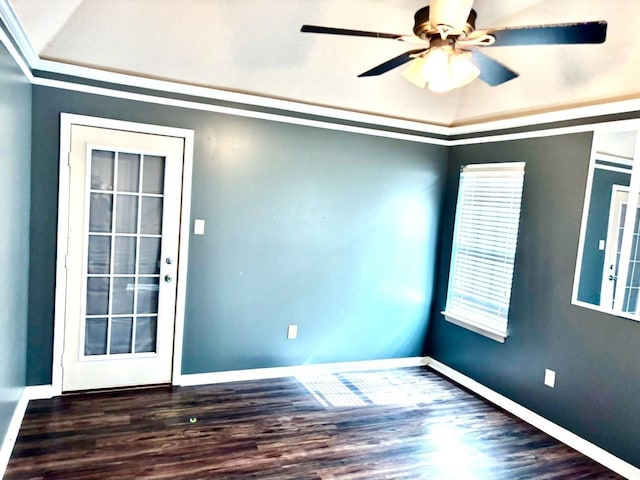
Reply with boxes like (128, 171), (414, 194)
(297, 370), (450, 408)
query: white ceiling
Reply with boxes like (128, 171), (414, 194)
(8, 0), (640, 126)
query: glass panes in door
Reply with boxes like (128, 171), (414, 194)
(84, 149), (165, 356)
(622, 205), (640, 313)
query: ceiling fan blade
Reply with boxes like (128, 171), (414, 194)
(301, 25), (403, 40)
(470, 49), (519, 86)
(487, 21), (607, 47)
(358, 49), (428, 77)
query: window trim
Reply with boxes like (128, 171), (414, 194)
(442, 162), (525, 343)
(441, 311), (507, 343)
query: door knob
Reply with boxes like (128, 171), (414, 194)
(164, 275), (173, 283)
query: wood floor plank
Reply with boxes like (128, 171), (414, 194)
(5, 368), (624, 479)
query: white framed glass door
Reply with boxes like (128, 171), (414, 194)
(601, 187), (628, 310)
(63, 125), (184, 391)
(600, 188), (640, 315)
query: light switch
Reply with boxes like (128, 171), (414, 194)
(194, 219), (205, 235)
(598, 240), (606, 251)
(287, 324), (298, 339)
(544, 369), (556, 388)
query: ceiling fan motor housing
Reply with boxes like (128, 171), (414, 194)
(413, 6), (477, 40)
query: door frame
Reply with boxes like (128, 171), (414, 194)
(52, 113), (194, 396)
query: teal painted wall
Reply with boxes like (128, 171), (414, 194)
(0, 42), (31, 448)
(429, 133), (640, 467)
(28, 86), (447, 383)
(15, 58), (640, 471)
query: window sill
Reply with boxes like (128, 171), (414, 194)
(441, 311), (507, 343)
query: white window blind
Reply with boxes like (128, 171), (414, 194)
(443, 162), (525, 342)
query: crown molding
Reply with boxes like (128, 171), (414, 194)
(33, 58), (452, 137)
(33, 60), (640, 143)
(0, 0), (37, 64)
(0, 0), (32, 81)
(448, 99), (640, 136)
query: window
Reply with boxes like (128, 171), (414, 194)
(443, 162), (525, 342)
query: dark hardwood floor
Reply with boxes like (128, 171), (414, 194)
(5, 367), (623, 479)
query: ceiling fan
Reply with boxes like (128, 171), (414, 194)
(301, 0), (607, 92)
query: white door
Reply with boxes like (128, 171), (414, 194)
(62, 125), (185, 391)
(601, 186), (640, 314)
(601, 187), (628, 309)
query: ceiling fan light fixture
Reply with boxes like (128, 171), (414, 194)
(401, 57), (428, 88)
(447, 50), (480, 87)
(418, 48), (479, 92)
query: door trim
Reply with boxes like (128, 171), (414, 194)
(53, 113), (194, 396)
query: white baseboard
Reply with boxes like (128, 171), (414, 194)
(23, 384), (54, 400)
(0, 385), (54, 478)
(427, 358), (640, 480)
(0, 389), (29, 479)
(177, 356), (430, 387)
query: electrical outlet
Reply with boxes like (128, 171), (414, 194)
(287, 324), (298, 339)
(544, 368), (556, 388)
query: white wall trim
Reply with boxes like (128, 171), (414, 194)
(54, 114), (195, 394)
(0, 389), (29, 479)
(177, 357), (430, 387)
(26, 58), (640, 140)
(51, 114), (72, 396)
(31, 76), (638, 149)
(450, 119), (640, 146)
(447, 123), (598, 146)
(428, 358), (640, 480)
(33, 58), (451, 136)
(32, 77), (449, 146)
(0, 0), (37, 65)
(30, 74), (640, 149)
(170, 129), (194, 386)
(0, 0), (33, 82)
(29, 71), (640, 147)
(0, 385), (54, 477)
(23, 385), (54, 400)
(447, 99), (640, 136)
